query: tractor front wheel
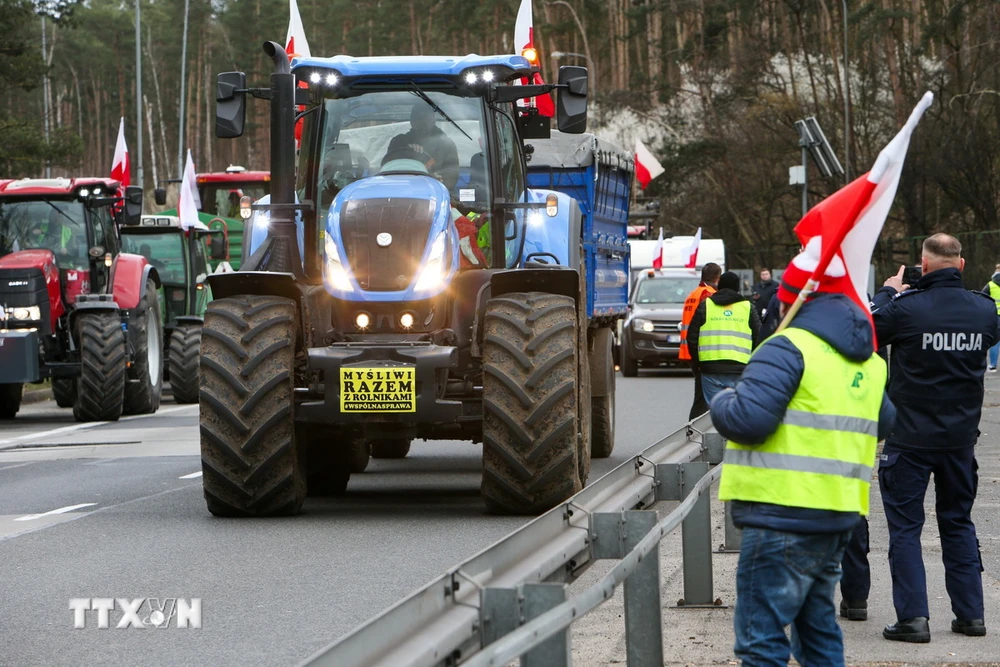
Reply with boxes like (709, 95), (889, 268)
(73, 312), (127, 422)
(168, 324), (202, 404)
(0, 383), (23, 419)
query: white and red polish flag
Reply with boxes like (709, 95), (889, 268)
(634, 138), (664, 189)
(652, 227), (664, 270)
(285, 0), (310, 58)
(792, 91), (934, 333)
(514, 0), (555, 117)
(684, 227), (702, 269)
(178, 149), (207, 231)
(110, 117), (129, 188)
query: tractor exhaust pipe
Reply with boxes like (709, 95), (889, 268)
(261, 40), (297, 275)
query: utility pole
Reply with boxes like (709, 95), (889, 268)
(41, 16), (51, 178)
(842, 0), (851, 183)
(135, 0), (144, 193)
(178, 0), (190, 178)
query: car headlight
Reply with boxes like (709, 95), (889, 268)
(633, 318), (655, 333)
(324, 232), (354, 293)
(414, 231), (449, 292)
(9, 306), (41, 321)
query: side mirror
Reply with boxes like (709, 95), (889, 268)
(556, 66), (588, 134)
(154, 187), (167, 206)
(216, 71), (247, 139)
(123, 186), (143, 226)
(209, 233), (228, 261)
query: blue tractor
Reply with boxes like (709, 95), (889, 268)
(203, 42), (632, 516)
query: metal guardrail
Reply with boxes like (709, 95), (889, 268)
(301, 414), (728, 667)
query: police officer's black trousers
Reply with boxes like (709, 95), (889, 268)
(879, 445), (984, 622)
(840, 517), (870, 602)
(689, 371), (708, 419)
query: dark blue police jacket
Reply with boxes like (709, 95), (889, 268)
(872, 267), (998, 450)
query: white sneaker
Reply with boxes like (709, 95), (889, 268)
(989, 366), (997, 373)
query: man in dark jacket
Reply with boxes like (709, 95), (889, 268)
(688, 271), (761, 404)
(384, 103), (460, 189)
(871, 233), (998, 642)
(751, 268), (778, 316)
(711, 239), (895, 666)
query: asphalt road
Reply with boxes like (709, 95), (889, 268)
(0, 369), (695, 666)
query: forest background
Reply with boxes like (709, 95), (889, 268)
(2, 0), (998, 281)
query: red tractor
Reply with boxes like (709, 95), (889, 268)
(0, 178), (164, 421)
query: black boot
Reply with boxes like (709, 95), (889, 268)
(951, 619), (986, 637)
(883, 617), (930, 643)
(840, 599), (867, 621)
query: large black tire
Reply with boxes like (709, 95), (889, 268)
(301, 425), (352, 496)
(370, 439), (411, 459)
(73, 313), (127, 422)
(591, 329), (616, 459)
(199, 296), (306, 517)
(481, 292), (582, 514)
(168, 324), (202, 404)
(621, 342), (638, 377)
(0, 383), (23, 419)
(350, 440), (371, 473)
(52, 378), (77, 409)
(123, 280), (164, 415)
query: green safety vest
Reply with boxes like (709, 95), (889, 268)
(988, 282), (1000, 315)
(718, 327), (886, 515)
(699, 300), (752, 363)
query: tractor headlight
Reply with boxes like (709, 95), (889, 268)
(324, 233), (354, 293)
(414, 231), (449, 292)
(9, 306), (41, 321)
(633, 318), (655, 333)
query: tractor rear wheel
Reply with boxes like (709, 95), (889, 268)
(0, 383), (23, 419)
(123, 279), (163, 415)
(481, 292), (582, 514)
(199, 296), (306, 517)
(370, 439), (410, 459)
(73, 312), (127, 422)
(168, 324), (202, 404)
(52, 378), (77, 408)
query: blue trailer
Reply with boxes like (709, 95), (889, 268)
(203, 45), (632, 517)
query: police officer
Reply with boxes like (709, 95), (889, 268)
(679, 262), (721, 419)
(872, 233), (997, 643)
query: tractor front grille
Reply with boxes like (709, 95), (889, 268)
(338, 197), (435, 292)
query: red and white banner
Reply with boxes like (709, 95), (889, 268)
(285, 0), (310, 58)
(110, 117), (130, 188)
(793, 91), (934, 324)
(178, 150), (206, 231)
(514, 0), (555, 117)
(652, 227), (664, 270)
(684, 227), (702, 269)
(635, 138), (664, 189)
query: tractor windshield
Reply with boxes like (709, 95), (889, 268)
(302, 90), (490, 218)
(199, 181), (270, 219)
(0, 199), (89, 269)
(122, 232), (187, 285)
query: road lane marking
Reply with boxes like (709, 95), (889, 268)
(0, 462), (35, 471)
(179, 471), (202, 479)
(0, 404), (198, 448)
(14, 503), (98, 522)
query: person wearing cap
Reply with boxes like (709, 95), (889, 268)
(679, 262), (722, 419)
(870, 233), (997, 643)
(687, 271), (761, 404)
(710, 237), (895, 666)
(384, 103), (460, 190)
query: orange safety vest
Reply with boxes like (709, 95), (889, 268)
(678, 283), (717, 360)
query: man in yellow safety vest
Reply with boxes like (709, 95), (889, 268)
(709, 238), (896, 666)
(687, 271), (760, 404)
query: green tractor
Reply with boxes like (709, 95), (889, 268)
(120, 215), (227, 403)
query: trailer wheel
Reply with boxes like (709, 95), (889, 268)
(481, 292), (582, 514)
(591, 328), (616, 458)
(350, 440), (371, 473)
(73, 312), (127, 422)
(0, 383), (23, 419)
(370, 439), (410, 459)
(621, 343), (638, 378)
(199, 296), (306, 517)
(301, 425), (352, 496)
(168, 324), (202, 404)
(123, 279), (163, 415)
(52, 378), (77, 409)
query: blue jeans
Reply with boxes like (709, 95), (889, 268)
(734, 527), (853, 667)
(702, 373), (738, 405)
(989, 321), (1000, 367)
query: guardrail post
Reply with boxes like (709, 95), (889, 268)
(622, 511), (663, 667)
(680, 461), (714, 606)
(481, 587), (520, 647)
(703, 432), (726, 465)
(720, 501), (743, 552)
(521, 583), (570, 667)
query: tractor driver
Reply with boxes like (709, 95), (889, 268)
(383, 103), (460, 190)
(29, 208), (74, 256)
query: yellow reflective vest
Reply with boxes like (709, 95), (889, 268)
(699, 300), (752, 364)
(988, 282), (1000, 315)
(718, 327), (886, 515)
